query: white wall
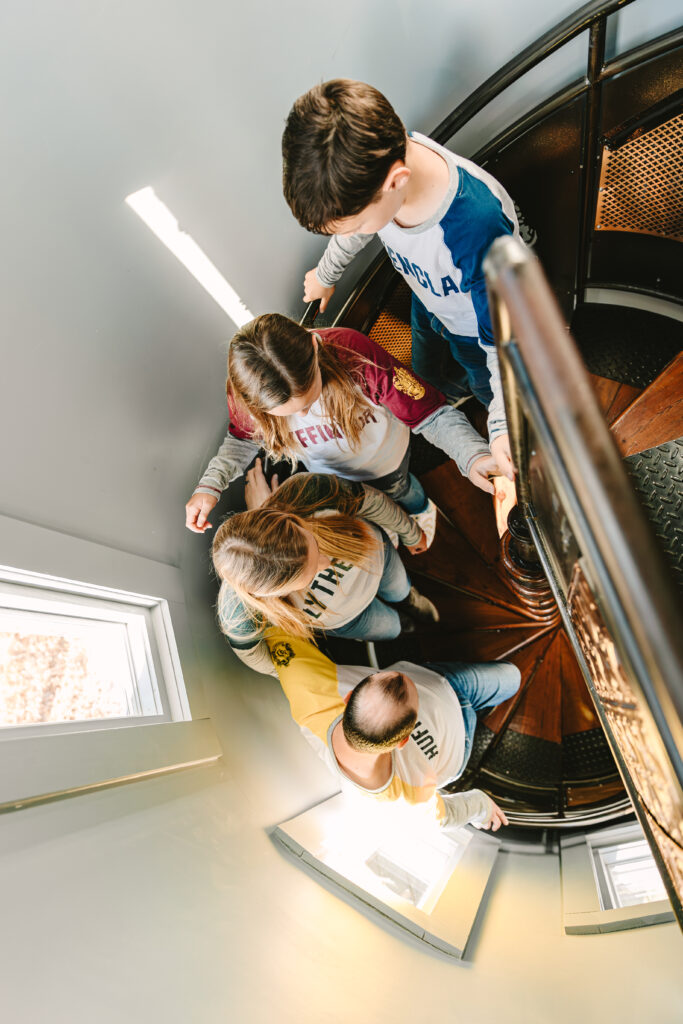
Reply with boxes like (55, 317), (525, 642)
(2, 614), (682, 1024)
(1, 1), (682, 1021)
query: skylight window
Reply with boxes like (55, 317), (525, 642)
(590, 835), (668, 910)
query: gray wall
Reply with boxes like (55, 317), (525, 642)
(1, 2), (683, 1022)
(2, 0), (592, 567)
(1, 1), (678, 567)
(2, 608), (683, 1024)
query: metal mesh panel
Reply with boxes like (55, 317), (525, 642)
(625, 437), (683, 593)
(367, 281), (413, 366)
(595, 113), (683, 241)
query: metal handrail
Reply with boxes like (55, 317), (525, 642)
(484, 235), (683, 766)
(430, 0), (636, 146)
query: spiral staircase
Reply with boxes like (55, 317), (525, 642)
(313, 0), (683, 920)
(342, 276), (681, 829)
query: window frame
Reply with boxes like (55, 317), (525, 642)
(0, 565), (189, 736)
(588, 827), (669, 911)
(0, 512), (219, 810)
(560, 820), (674, 933)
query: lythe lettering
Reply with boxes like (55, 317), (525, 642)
(310, 578), (335, 596)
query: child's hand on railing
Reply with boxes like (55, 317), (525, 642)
(303, 268), (335, 312)
(468, 454), (498, 494)
(490, 432), (514, 481)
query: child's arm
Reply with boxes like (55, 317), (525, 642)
(303, 233), (374, 310)
(358, 484), (423, 549)
(468, 274), (513, 481)
(185, 431), (261, 532)
(217, 582), (278, 677)
(413, 408), (497, 494)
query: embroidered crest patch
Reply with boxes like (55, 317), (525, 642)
(270, 641), (295, 667)
(393, 366), (425, 400)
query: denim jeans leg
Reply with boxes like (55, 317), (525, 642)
(379, 468), (428, 515)
(447, 335), (493, 407)
(410, 294), (469, 400)
(325, 597), (401, 641)
(425, 661), (521, 768)
(376, 535), (412, 604)
(369, 449), (428, 515)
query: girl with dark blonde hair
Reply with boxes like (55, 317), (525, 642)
(212, 471), (439, 676)
(185, 314), (497, 539)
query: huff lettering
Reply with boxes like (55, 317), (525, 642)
(411, 720), (439, 760)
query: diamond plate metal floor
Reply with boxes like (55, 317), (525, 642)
(625, 437), (683, 592)
(572, 303), (682, 388)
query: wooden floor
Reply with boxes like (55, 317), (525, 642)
(406, 458), (600, 745)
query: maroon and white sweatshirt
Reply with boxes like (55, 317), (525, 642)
(194, 327), (490, 499)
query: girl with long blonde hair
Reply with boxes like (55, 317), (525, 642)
(185, 313), (496, 538)
(212, 471), (439, 676)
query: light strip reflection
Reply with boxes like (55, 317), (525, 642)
(125, 186), (254, 328)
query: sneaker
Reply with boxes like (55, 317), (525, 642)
(397, 608), (417, 635)
(411, 499), (437, 549)
(401, 586), (440, 627)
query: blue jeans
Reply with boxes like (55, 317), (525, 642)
(326, 535), (411, 641)
(368, 447), (428, 515)
(426, 660), (521, 775)
(411, 294), (493, 407)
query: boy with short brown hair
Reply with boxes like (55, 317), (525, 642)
(282, 78), (520, 479)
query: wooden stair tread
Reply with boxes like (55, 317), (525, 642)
(421, 461), (503, 569)
(483, 631), (554, 734)
(606, 381), (643, 424)
(404, 515), (523, 613)
(589, 373), (643, 426)
(505, 629), (564, 743)
(417, 623), (553, 665)
(407, 574), (538, 628)
(611, 352), (683, 456)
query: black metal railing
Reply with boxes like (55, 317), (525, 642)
(333, 0), (683, 331)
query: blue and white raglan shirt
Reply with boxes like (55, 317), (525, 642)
(315, 133), (521, 441)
